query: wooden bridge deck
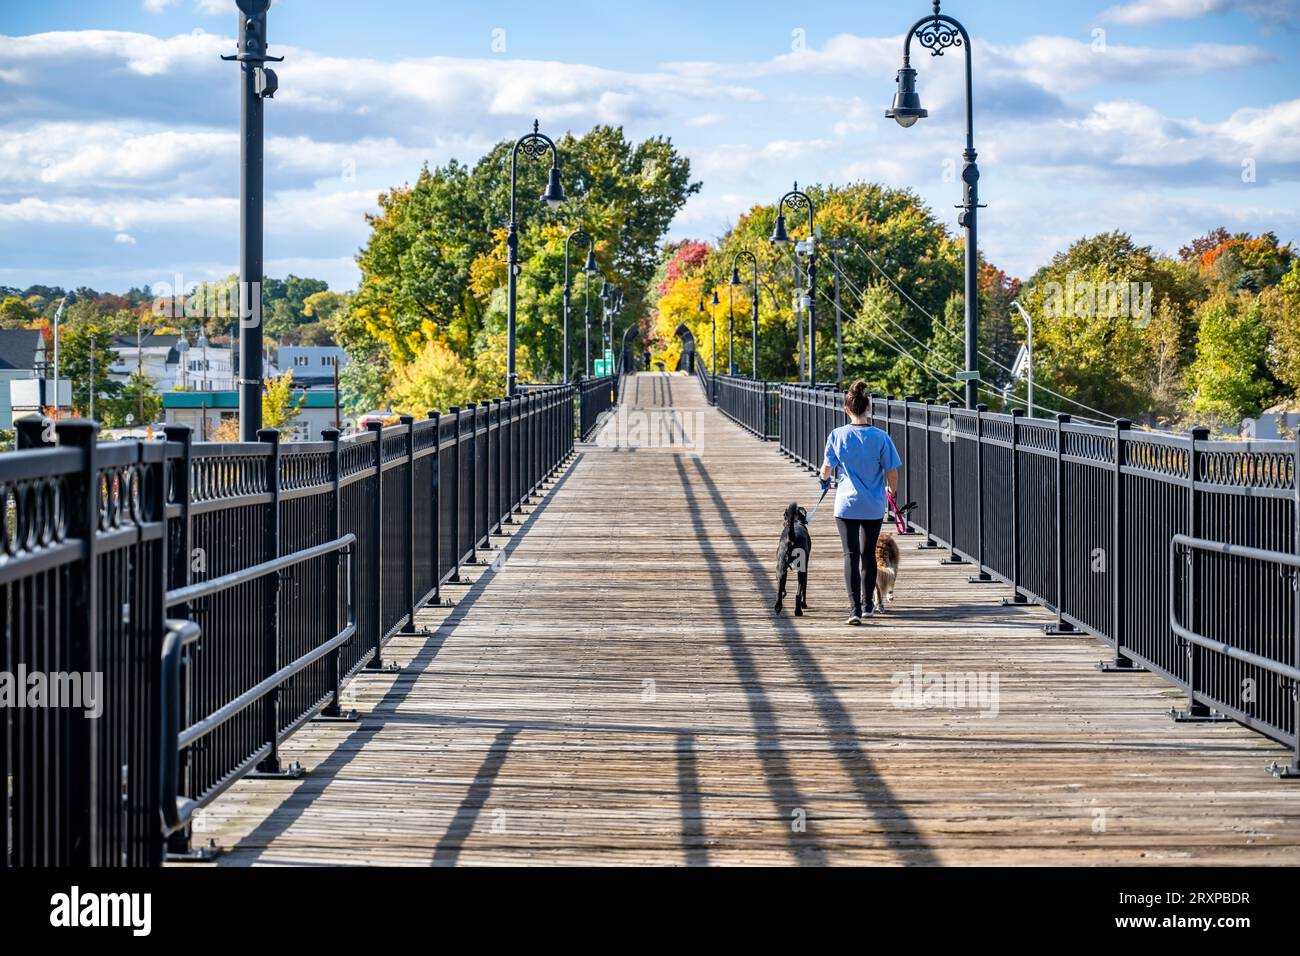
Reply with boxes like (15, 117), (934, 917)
(193, 372), (1300, 866)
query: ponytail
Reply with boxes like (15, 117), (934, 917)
(844, 379), (871, 418)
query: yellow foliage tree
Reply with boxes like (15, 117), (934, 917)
(211, 370), (305, 441)
(391, 335), (480, 415)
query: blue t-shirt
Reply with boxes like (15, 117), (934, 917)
(823, 424), (902, 520)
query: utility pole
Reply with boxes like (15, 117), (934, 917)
(332, 355), (341, 431)
(794, 257), (804, 383)
(828, 238), (849, 385)
(51, 295), (66, 418)
(224, 0), (282, 440)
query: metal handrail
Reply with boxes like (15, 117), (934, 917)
(1169, 534), (1300, 683)
(159, 532), (357, 835)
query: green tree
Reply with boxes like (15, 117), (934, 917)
(0, 296), (39, 329)
(1185, 293), (1279, 427)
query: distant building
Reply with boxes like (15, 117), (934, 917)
(109, 332), (236, 392)
(163, 389), (344, 442)
(0, 329), (48, 428)
(276, 345), (346, 390)
(1242, 400), (1300, 440)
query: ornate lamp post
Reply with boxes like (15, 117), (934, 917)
(887, 0), (982, 408)
(608, 287), (623, 370)
(563, 229), (596, 382)
(730, 250), (759, 380)
(597, 276), (613, 375)
(224, 0), (282, 440)
(507, 120), (566, 395)
(770, 183), (817, 386)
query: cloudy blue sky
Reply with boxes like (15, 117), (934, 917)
(2, 0), (1298, 293)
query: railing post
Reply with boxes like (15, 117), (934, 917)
(1045, 414), (1076, 635)
(55, 419), (100, 865)
(940, 401), (965, 565)
(252, 427), (297, 775)
(463, 404), (478, 564)
(161, 424), (202, 853)
(1002, 409), (1029, 606)
(969, 404), (994, 583)
(364, 420), (389, 669)
(1291, 432), (1300, 773)
(1173, 427), (1219, 719)
(400, 415), (419, 628)
(446, 406), (462, 578)
(920, 399), (937, 549)
(901, 396), (917, 533)
(319, 427), (357, 718)
(492, 399), (505, 531)
(1100, 420), (1143, 671)
(15, 414), (52, 448)
(428, 410), (443, 602)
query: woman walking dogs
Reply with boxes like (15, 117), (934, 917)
(819, 381), (902, 625)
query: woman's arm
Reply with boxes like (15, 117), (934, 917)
(820, 463), (833, 481)
(885, 468), (899, 494)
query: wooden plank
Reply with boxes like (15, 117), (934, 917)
(188, 373), (1300, 867)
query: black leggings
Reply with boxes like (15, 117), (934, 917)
(836, 517), (884, 612)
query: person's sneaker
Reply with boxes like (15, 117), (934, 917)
(861, 605), (876, 618)
(845, 609), (862, 625)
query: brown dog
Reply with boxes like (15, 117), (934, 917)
(874, 534), (901, 612)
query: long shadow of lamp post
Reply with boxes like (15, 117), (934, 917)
(886, 0), (982, 409)
(770, 184), (817, 386)
(507, 120), (566, 395)
(224, 0), (282, 440)
(730, 250), (759, 380)
(563, 229), (596, 382)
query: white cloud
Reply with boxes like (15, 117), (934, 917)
(114, 232), (137, 244)
(143, 0), (180, 12)
(1098, 0), (1300, 26)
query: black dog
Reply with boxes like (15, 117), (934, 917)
(774, 502), (811, 616)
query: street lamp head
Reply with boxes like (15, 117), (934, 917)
(730, 266), (741, 286)
(697, 298), (706, 314)
(541, 165), (567, 207)
(583, 248), (598, 273)
(770, 212), (790, 247)
(886, 65), (927, 128)
(710, 288), (720, 307)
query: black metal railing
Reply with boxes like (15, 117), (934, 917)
(714, 375), (780, 441)
(695, 357), (712, 405)
(522, 375), (614, 441)
(773, 383), (1299, 774)
(2, 383), (581, 867)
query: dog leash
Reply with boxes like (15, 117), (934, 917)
(806, 485), (831, 523)
(886, 488), (917, 534)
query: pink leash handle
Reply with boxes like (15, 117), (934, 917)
(886, 488), (907, 534)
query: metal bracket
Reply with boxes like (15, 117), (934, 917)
(166, 838), (223, 864)
(1044, 622), (1081, 636)
(1266, 761), (1300, 780)
(312, 710), (359, 723)
(1168, 706), (1232, 723)
(247, 760), (306, 779)
(1096, 658), (1147, 673)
